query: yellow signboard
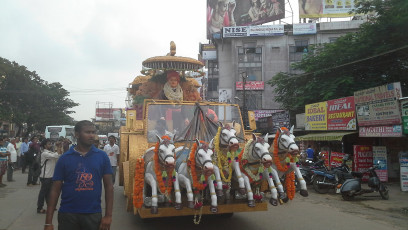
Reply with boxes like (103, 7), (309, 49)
(305, 102), (327, 130)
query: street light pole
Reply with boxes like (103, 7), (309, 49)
(241, 72), (248, 130)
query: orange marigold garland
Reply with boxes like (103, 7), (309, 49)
(189, 142), (208, 191)
(133, 158), (145, 208)
(272, 127), (295, 199)
(153, 136), (174, 198)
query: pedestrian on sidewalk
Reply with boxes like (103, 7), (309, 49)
(20, 137), (29, 173)
(0, 138), (11, 187)
(37, 139), (63, 214)
(6, 138), (17, 182)
(15, 137), (22, 170)
(103, 135), (120, 185)
(29, 136), (41, 185)
(26, 145), (40, 186)
(44, 120), (113, 230)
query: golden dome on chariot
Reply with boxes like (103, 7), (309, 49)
(128, 41), (204, 106)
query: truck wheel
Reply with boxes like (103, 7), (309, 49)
(341, 193), (354, 201)
(313, 175), (329, 194)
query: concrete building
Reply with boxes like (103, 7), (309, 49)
(203, 20), (364, 113)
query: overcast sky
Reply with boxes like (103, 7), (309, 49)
(0, 0), (304, 121)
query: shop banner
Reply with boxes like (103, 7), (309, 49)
(298, 0), (358, 18)
(373, 146), (388, 182)
(359, 125), (403, 137)
(271, 111), (290, 133)
(305, 102), (327, 130)
(400, 152), (408, 192)
(202, 44), (217, 60)
(293, 23), (317, 35)
(330, 152), (345, 168)
(354, 82), (402, 126)
(401, 98), (408, 135)
(253, 109), (283, 121)
(223, 26), (248, 38)
(353, 145), (373, 181)
(236, 81), (264, 90)
(248, 25), (284, 36)
(327, 96), (356, 130)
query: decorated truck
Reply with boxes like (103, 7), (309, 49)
(119, 42), (307, 223)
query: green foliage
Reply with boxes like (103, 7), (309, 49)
(0, 57), (78, 135)
(268, 0), (408, 116)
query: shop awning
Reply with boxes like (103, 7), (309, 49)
(295, 131), (357, 142)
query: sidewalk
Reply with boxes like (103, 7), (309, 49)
(0, 169), (45, 230)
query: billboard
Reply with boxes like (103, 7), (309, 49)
(293, 23), (317, 35)
(327, 96), (356, 130)
(207, 0), (285, 38)
(305, 102), (327, 130)
(298, 0), (358, 18)
(354, 82), (402, 126)
(95, 108), (124, 121)
(401, 98), (408, 135)
(236, 81), (264, 90)
(219, 88), (232, 103)
(202, 44), (217, 60)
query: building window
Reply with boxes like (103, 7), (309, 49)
(238, 47), (262, 63)
(289, 40), (309, 62)
(329, 37), (338, 43)
(236, 91), (262, 110)
(207, 77), (219, 92)
(238, 67), (262, 81)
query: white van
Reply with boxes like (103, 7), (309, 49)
(45, 125), (75, 142)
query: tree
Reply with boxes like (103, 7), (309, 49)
(268, 0), (408, 116)
(0, 57), (78, 136)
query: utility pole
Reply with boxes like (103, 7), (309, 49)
(241, 72), (248, 130)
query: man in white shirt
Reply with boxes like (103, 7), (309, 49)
(6, 138), (17, 182)
(103, 135), (120, 184)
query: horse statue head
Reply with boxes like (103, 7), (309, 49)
(155, 135), (176, 170)
(218, 121), (239, 151)
(191, 139), (215, 176)
(249, 133), (272, 168)
(275, 126), (299, 156)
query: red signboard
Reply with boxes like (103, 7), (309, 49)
(327, 96), (356, 130)
(330, 152), (346, 168)
(236, 81), (264, 90)
(353, 145), (373, 181)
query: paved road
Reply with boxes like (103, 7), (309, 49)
(1, 170), (407, 230)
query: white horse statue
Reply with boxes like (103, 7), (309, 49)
(212, 121), (246, 196)
(237, 133), (287, 207)
(270, 126), (308, 200)
(144, 135), (182, 214)
(177, 139), (219, 213)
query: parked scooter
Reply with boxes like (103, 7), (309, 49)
(312, 155), (352, 194)
(340, 161), (389, 200)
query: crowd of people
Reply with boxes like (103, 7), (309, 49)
(0, 121), (119, 230)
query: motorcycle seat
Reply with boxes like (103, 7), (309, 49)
(351, 171), (363, 178)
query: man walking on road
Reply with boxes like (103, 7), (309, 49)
(103, 135), (120, 185)
(6, 138), (17, 182)
(44, 120), (113, 230)
(0, 138), (11, 187)
(20, 137), (29, 173)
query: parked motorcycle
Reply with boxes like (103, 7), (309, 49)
(312, 155), (352, 194)
(340, 161), (389, 200)
(300, 158), (327, 185)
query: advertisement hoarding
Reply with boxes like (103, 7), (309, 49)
(219, 88), (232, 103)
(298, 0), (358, 18)
(253, 109), (283, 121)
(236, 81), (264, 90)
(400, 152), (408, 192)
(305, 102), (327, 130)
(353, 145), (373, 181)
(293, 23), (317, 35)
(271, 111), (290, 133)
(373, 146), (388, 182)
(248, 25), (284, 36)
(207, 0), (285, 39)
(95, 108), (123, 120)
(202, 44), (217, 60)
(354, 82), (402, 126)
(327, 96), (356, 130)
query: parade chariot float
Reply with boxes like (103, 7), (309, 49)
(120, 42), (308, 223)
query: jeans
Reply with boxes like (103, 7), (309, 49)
(21, 155), (27, 173)
(58, 212), (102, 230)
(7, 162), (15, 181)
(112, 166), (117, 185)
(37, 178), (53, 210)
